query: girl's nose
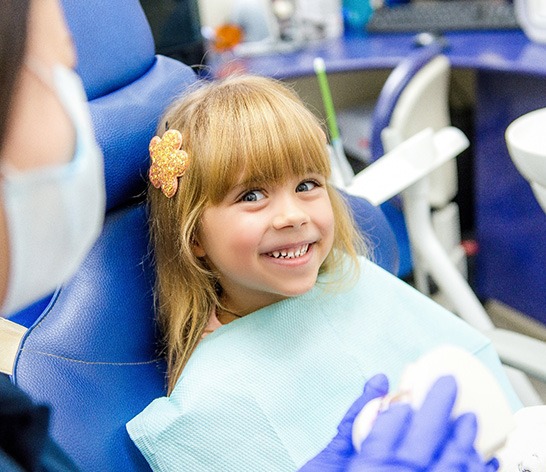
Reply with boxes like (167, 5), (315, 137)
(272, 197), (310, 230)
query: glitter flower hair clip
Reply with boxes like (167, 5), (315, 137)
(148, 129), (190, 198)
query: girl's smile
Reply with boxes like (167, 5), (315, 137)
(194, 174), (335, 316)
(264, 242), (311, 260)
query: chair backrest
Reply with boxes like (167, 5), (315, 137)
(342, 192), (399, 274)
(368, 44), (457, 279)
(9, 3), (398, 471)
(370, 44), (456, 208)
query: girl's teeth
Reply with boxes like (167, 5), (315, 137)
(268, 244), (309, 259)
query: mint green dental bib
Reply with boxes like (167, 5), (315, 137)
(127, 257), (520, 471)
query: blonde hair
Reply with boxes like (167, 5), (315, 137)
(148, 75), (366, 394)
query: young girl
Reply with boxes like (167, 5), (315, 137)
(127, 74), (520, 471)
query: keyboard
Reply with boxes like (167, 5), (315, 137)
(366, 0), (520, 33)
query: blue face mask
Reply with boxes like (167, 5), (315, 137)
(0, 62), (106, 316)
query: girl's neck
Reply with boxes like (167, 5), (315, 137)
(218, 285), (288, 321)
(216, 305), (243, 325)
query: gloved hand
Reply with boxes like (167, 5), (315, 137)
(348, 376), (499, 472)
(299, 374), (390, 472)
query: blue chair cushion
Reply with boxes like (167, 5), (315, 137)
(61, 0), (156, 100)
(13, 204), (162, 472)
(342, 192), (399, 275)
(89, 56), (196, 211)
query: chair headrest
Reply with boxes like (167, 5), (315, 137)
(60, 0), (198, 211)
(89, 58), (197, 211)
(61, 0), (156, 100)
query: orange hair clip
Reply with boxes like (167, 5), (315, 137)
(148, 129), (190, 198)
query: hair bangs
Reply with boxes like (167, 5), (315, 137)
(195, 86), (331, 205)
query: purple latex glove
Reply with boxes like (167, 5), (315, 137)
(349, 376), (499, 472)
(299, 374), (390, 472)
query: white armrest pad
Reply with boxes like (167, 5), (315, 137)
(0, 318), (27, 375)
(346, 126), (469, 206)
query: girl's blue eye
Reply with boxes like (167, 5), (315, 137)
(296, 181), (317, 192)
(241, 190), (265, 202)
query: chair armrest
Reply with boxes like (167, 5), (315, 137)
(346, 126), (469, 206)
(488, 328), (546, 384)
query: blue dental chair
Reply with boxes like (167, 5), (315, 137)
(8, 1), (399, 471)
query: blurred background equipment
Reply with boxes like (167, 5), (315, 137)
(140, 0), (205, 66)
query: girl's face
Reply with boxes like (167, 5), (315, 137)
(194, 172), (335, 315)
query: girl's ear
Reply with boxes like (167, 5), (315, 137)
(191, 237), (206, 258)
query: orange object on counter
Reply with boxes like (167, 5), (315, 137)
(213, 24), (244, 52)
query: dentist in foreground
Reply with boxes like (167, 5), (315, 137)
(0, 0), (104, 469)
